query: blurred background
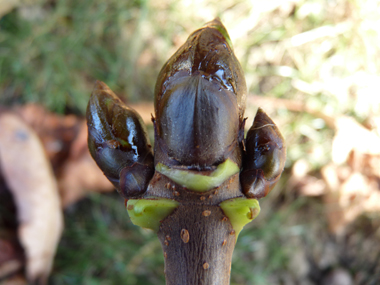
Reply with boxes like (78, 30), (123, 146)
(1, 0), (380, 284)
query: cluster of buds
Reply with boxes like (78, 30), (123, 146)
(87, 18), (286, 284)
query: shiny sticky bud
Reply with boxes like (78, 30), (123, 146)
(241, 108), (286, 199)
(86, 81), (154, 191)
(154, 18), (247, 167)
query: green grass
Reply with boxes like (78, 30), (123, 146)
(0, 0), (164, 113)
(53, 193), (165, 285)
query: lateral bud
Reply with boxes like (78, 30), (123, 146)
(86, 81), (154, 197)
(240, 108), (286, 199)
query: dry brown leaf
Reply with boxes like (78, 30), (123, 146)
(0, 273), (27, 285)
(322, 162), (380, 236)
(298, 176), (326, 196)
(16, 104), (79, 171)
(58, 121), (114, 208)
(289, 159), (327, 196)
(320, 113), (380, 235)
(276, 108), (380, 234)
(332, 116), (380, 164)
(15, 104), (115, 207)
(0, 259), (23, 280)
(0, 113), (63, 284)
(0, 238), (24, 280)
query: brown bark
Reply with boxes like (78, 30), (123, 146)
(158, 204), (236, 285)
(146, 171), (243, 285)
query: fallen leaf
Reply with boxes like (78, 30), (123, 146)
(16, 104), (114, 207)
(16, 104), (79, 172)
(0, 113), (63, 284)
(289, 159), (327, 196)
(0, 273), (27, 285)
(0, 238), (24, 279)
(58, 121), (114, 207)
(332, 116), (380, 164)
(322, 162), (380, 236)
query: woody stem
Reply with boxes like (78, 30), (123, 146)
(157, 204), (236, 285)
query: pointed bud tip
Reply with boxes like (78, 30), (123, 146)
(93, 81), (115, 97)
(90, 80), (121, 104)
(206, 17), (223, 27)
(253, 108), (275, 126)
(203, 18), (233, 49)
(255, 107), (268, 117)
(94, 80), (109, 91)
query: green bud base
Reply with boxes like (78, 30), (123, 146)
(155, 159), (239, 192)
(219, 197), (260, 240)
(126, 198), (180, 232)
